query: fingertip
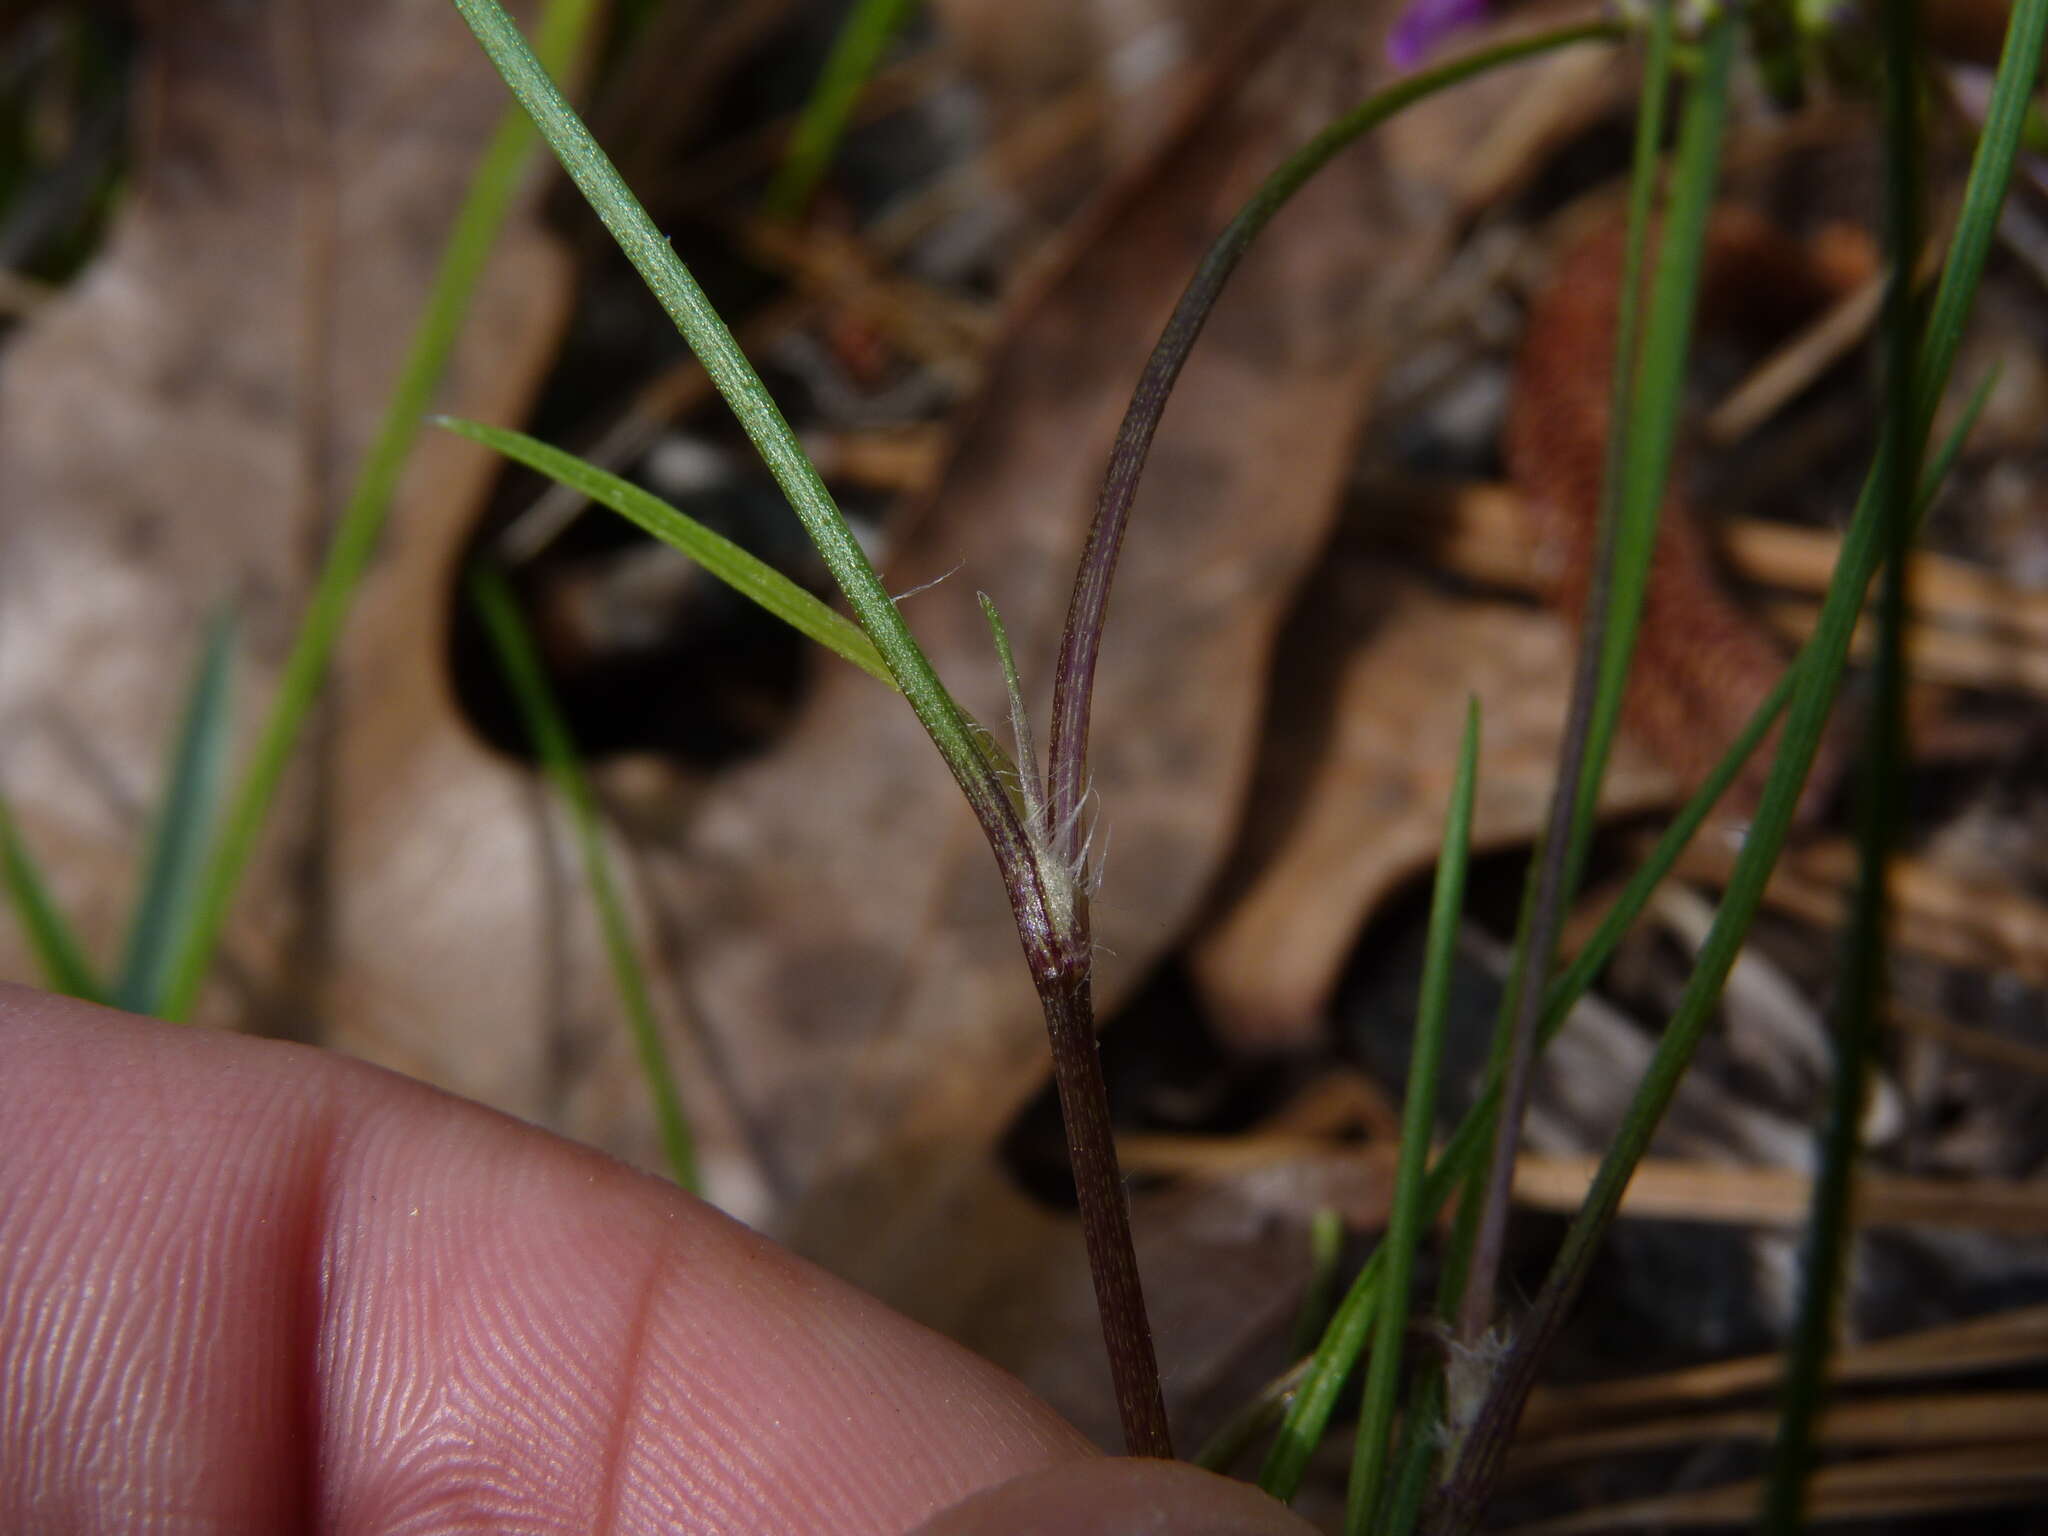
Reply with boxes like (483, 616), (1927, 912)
(0, 987), (1097, 1533)
(908, 1459), (1321, 1536)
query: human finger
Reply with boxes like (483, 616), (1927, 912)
(0, 985), (1093, 1534)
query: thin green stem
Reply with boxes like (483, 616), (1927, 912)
(115, 606), (237, 1015)
(1292, 1208), (1348, 1361)
(1257, 364), (1988, 1499)
(448, 0), (1177, 1453)
(1349, 702), (1480, 1533)
(0, 792), (102, 1001)
(1761, 0), (1922, 1522)
(762, 0), (918, 219)
(1455, 0), (1682, 1349)
(159, 0), (601, 1022)
(446, 0), (1036, 922)
(1384, 1372), (1448, 1536)
(469, 564), (698, 1192)
(1262, 357), (1993, 1489)
(1431, 3), (2044, 1521)
(1260, 661), (1794, 1504)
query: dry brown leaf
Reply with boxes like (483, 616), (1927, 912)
(1189, 568), (1673, 1051)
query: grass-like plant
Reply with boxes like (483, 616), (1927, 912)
(1434, 2), (2044, 1525)
(453, 0), (1170, 1453)
(761, 0), (919, 220)
(0, 0), (678, 1122)
(444, 0), (1620, 1463)
(1453, 0), (1691, 1353)
(469, 563), (701, 1194)
(156, 0), (605, 1025)
(1758, 0), (1923, 1520)
(2, 0), (2038, 1524)
(1350, 700), (1478, 1528)
(0, 0), (704, 1196)
(0, 605), (235, 1014)
(438, 0), (2045, 1521)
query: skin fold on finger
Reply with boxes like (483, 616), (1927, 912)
(910, 1459), (1322, 1536)
(0, 985), (1094, 1535)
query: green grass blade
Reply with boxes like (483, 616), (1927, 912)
(1435, 1), (2045, 1517)
(439, 417), (898, 689)
(1260, 667), (1789, 1503)
(1193, 1356), (1313, 1474)
(1540, 0), (2042, 1403)
(448, 0), (1038, 906)
(1263, 1241), (1386, 1499)
(1348, 700), (1480, 1533)
(1292, 1207), (1348, 1360)
(450, 0), (1188, 1453)
(158, 0), (602, 1022)
(978, 591), (1052, 841)
(1384, 1371), (1448, 1536)
(114, 606), (238, 1016)
(1455, 0), (1688, 1346)
(1254, 374), (1990, 1501)
(1576, 16), (1735, 862)
(1761, 2), (1923, 1523)
(468, 563), (698, 1193)
(0, 791), (102, 1001)
(1914, 1), (2047, 431)
(762, 0), (918, 220)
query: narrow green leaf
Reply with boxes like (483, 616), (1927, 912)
(1192, 1356), (1312, 1474)
(1257, 364), (1989, 1502)
(1454, 0), (1684, 1347)
(447, 0), (1040, 931)
(468, 563), (698, 1193)
(977, 593), (1043, 823)
(763, 0), (919, 220)
(439, 417), (898, 690)
(160, 0), (603, 1022)
(1578, 14), (1737, 866)
(1260, 662), (1789, 1501)
(114, 607), (237, 1016)
(1384, 1371), (1447, 1536)
(1435, 1), (2046, 1520)
(1263, 1239), (1385, 1499)
(1292, 1207), (1348, 1361)
(1913, 0), (2047, 435)
(0, 792), (102, 1001)
(1532, 363), (1983, 1109)
(450, 0), (1182, 1452)
(1349, 700), (1480, 1533)
(1762, 2), (1923, 1524)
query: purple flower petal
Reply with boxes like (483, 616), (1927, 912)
(1388, 0), (1493, 69)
